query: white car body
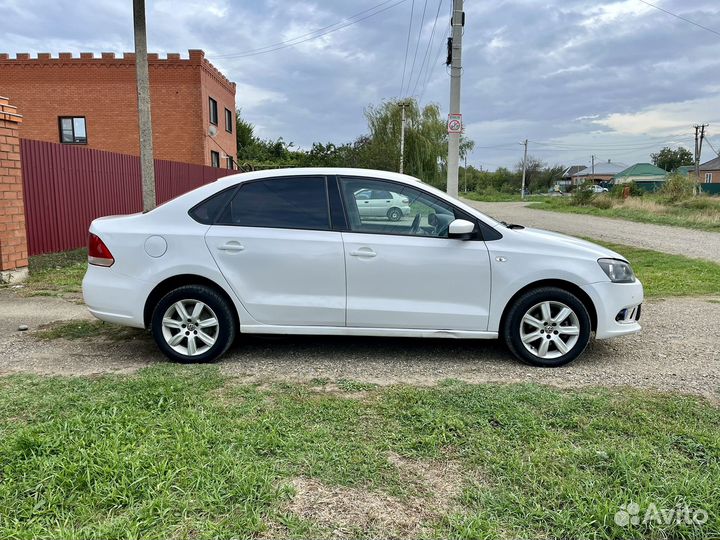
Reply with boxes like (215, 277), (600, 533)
(83, 168), (642, 365)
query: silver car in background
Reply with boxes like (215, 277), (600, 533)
(354, 188), (411, 221)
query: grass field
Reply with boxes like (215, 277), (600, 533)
(528, 196), (720, 232)
(462, 191), (547, 203)
(0, 365), (717, 539)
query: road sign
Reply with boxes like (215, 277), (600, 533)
(447, 113), (462, 134)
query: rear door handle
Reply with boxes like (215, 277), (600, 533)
(349, 248), (376, 258)
(218, 242), (245, 252)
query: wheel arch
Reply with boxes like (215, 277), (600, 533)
(143, 274), (239, 330)
(498, 279), (598, 336)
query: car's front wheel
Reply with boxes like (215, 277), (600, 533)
(503, 287), (591, 367)
(151, 284), (236, 363)
(387, 207), (402, 221)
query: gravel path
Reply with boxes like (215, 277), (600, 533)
(1, 291), (718, 402)
(462, 200), (720, 263)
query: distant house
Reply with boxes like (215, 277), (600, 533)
(557, 165), (586, 189)
(699, 156), (720, 184)
(614, 163), (668, 185)
(571, 160), (627, 184)
(675, 165), (694, 177)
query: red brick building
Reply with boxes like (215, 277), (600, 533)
(0, 49), (236, 168)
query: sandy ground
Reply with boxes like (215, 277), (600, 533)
(1, 290), (718, 402)
(462, 200), (720, 264)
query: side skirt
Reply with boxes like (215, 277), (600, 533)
(241, 325), (498, 339)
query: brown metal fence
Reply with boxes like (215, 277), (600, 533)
(20, 139), (235, 255)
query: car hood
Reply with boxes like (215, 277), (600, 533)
(511, 227), (628, 261)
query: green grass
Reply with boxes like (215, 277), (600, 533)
(22, 248), (87, 296)
(528, 196), (720, 232)
(587, 239), (720, 297)
(0, 366), (717, 539)
(462, 192), (548, 203)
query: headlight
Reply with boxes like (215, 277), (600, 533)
(597, 258), (635, 283)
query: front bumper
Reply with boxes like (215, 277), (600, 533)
(582, 279), (644, 339)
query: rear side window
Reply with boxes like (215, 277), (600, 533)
(218, 177), (330, 230)
(189, 188), (235, 224)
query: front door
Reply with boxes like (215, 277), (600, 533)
(205, 176), (346, 326)
(338, 176), (492, 331)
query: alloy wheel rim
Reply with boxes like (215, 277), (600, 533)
(161, 299), (219, 356)
(519, 301), (580, 359)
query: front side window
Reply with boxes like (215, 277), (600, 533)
(706, 172), (713, 183)
(226, 156), (233, 170)
(209, 97), (218, 125)
(340, 177), (461, 238)
(59, 117), (87, 144)
(225, 108), (233, 133)
(211, 150), (220, 168)
(219, 177), (330, 230)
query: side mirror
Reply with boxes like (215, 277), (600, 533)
(448, 219), (475, 240)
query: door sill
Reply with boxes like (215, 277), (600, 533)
(241, 324), (497, 339)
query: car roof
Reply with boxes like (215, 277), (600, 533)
(212, 167), (425, 188)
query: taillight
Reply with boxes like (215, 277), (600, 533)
(402, 198), (410, 204)
(88, 233), (114, 267)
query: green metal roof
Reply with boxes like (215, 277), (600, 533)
(614, 163), (668, 178)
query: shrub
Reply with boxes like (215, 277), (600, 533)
(571, 185), (595, 206)
(660, 173), (695, 202)
(591, 196), (614, 209)
(611, 181), (644, 198)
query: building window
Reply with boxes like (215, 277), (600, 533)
(211, 150), (220, 168)
(226, 156), (233, 169)
(225, 108), (233, 133)
(705, 172), (713, 183)
(58, 117), (87, 144)
(209, 97), (218, 125)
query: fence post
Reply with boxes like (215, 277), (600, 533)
(0, 96), (28, 283)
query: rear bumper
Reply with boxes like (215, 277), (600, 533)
(82, 265), (148, 328)
(582, 280), (644, 339)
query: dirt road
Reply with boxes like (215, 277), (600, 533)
(2, 290), (718, 402)
(462, 200), (720, 264)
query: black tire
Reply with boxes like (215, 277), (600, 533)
(503, 287), (591, 367)
(151, 284), (236, 364)
(387, 207), (402, 221)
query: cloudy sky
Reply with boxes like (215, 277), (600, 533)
(2, 0), (720, 170)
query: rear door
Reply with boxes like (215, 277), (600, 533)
(205, 176), (346, 327)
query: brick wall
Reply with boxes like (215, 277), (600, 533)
(0, 50), (237, 167)
(0, 96), (28, 279)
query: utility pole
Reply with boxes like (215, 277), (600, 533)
(399, 103), (406, 174)
(133, 0), (156, 212)
(694, 124), (708, 180)
(591, 154), (595, 184)
(446, 0), (464, 197)
(520, 139), (528, 199)
(463, 154), (467, 193)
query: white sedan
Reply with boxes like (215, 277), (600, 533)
(83, 168), (643, 367)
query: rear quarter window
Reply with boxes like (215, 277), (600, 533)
(188, 188), (236, 225)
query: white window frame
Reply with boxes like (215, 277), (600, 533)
(705, 172), (713, 183)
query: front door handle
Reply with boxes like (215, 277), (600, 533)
(218, 242), (245, 253)
(349, 248), (376, 258)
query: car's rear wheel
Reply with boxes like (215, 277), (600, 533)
(503, 287), (591, 367)
(387, 207), (402, 221)
(151, 284), (235, 363)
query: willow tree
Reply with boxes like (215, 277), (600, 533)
(360, 99), (474, 189)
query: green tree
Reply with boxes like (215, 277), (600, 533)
(361, 99), (474, 188)
(650, 146), (694, 171)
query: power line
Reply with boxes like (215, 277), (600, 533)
(636, 0), (720, 38)
(705, 138), (719, 157)
(214, 0), (408, 59)
(418, 18), (451, 101)
(399, 0), (415, 96)
(405, 0), (429, 97)
(410, 0), (444, 97)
